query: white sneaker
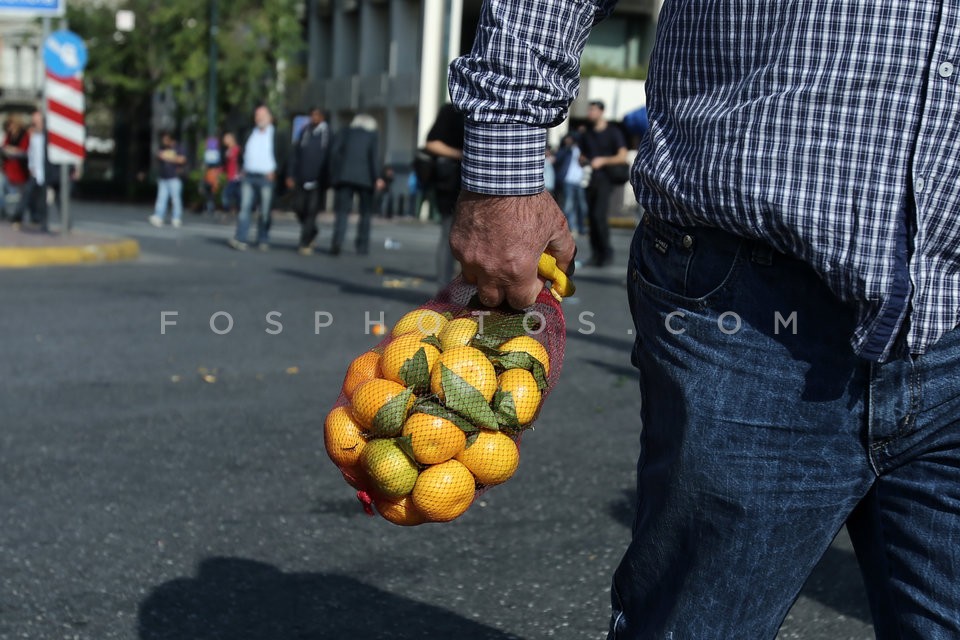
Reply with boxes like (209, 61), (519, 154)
(227, 238), (248, 251)
(148, 216), (163, 228)
(171, 219), (182, 228)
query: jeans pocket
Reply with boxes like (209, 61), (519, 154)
(631, 215), (746, 310)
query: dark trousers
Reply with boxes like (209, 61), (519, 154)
(332, 185), (374, 253)
(12, 178), (47, 229)
(434, 188), (459, 285)
(296, 187), (323, 248)
(586, 172), (614, 264)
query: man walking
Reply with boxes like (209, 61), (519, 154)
(148, 131), (186, 228)
(286, 107), (330, 255)
(449, 1), (960, 639)
(230, 105), (277, 251)
(328, 114), (381, 256)
(580, 100), (627, 267)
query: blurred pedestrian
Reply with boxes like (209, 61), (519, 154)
(580, 100), (627, 267)
(328, 113), (381, 256)
(555, 133), (587, 235)
(230, 105), (278, 251)
(3, 115), (30, 221)
(221, 132), (241, 216)
(148, 131), (187, 228)
(11, 111), (48, 232)
(201, 136), (222, 216)
(422, 103), (464, 284)
(285, 107), (329, 256)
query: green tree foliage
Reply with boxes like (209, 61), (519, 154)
(68, 0), (304, 130)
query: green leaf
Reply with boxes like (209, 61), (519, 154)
(413, 400), (479, 434)
(469, 333), (505, 351)
(473, 312), (542, 341)
(420, 334), (442, 350)
(464, 431), (480, 449)
(493, 390), (521, 431)
(397, 347), (430, 393)
(439, 364), (499, 430)
(393, 434), (418, 465)
(493, 352), (549, 390)
(370, 388), (414, 437)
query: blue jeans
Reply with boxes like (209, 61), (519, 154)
(222, 179), (241, 212)
(235, 173), (274, 244)
(609, 215), (960, 639)
(154, 178), (183, 222)
(562, 181), (587, 234)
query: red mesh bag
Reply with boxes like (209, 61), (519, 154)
(324, 254), (574, 526)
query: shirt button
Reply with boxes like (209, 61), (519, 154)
(915, 177), (926, 194)
(681, 235), (694, 249)
(939, 61), (954, 78)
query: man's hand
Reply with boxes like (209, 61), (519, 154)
(451, 190), (576, 309)
(590, 157), (606, 170)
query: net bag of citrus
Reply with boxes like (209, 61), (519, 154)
(324, 253), (574, 525)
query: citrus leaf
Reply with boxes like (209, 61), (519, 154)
(492, 352), (549, 390)
(413, 400), (479, 434)
(420, 334), (442, 350)
(469, 333), (504, 351)
(493, 390), (522, 431)
(476, 313), (542, 340)
(464, 431), (480, 449)
(439, 364), (499, 430)
(398, 347), (430, 393)
(393, 434), (418, 465)
(371, 388), (414, 437)
(441, 311), (455, 320)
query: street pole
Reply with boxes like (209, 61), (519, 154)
(207, 0), (218, 138)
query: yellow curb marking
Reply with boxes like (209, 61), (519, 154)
(0, 238), (140, 268)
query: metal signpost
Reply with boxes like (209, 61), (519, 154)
(43, 30), (87, 234)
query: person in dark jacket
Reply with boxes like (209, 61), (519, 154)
(286, 107), (330, 255)
(328, 113), (382, 255)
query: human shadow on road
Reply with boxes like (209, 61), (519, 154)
(275, 268), (433, 306)
(607, 489), (871, 625)
(138, 557), (524, 640)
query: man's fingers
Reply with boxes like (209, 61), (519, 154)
(476, 283), (504, 308)
(505, 277), (544, 310)
(546, 222), (578, 276)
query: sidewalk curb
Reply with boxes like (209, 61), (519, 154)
(0, 238), (140, 268)
(609, 216), (640, 229)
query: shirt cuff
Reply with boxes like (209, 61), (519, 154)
(461, 123), (547, 196)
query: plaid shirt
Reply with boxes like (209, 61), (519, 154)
(449, 0), (960, 362)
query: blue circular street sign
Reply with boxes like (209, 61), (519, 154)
(43, 30), (88, 78)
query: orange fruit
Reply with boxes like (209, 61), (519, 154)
(342, 351), (382, 399)
(324, 406), (367, 467)
(374, 495), (426, 526)
(351, 378), (415, 431)
(499, 335), (550, 376)
(430, 345), (498, 403)
(411, 460), (476, 522)
(381, 333), (440, 385)
(360, 438), (419, 498)
(497, 369), (542, 424)
(455, 430), (520, 486)
(438, 317), (479, 351)
(392, 309), (447, 337)
(401, 412), (467, 464)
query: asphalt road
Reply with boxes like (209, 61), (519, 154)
(0, 203), (874, 639)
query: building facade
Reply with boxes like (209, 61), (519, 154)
(297, 0), (662, 169)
